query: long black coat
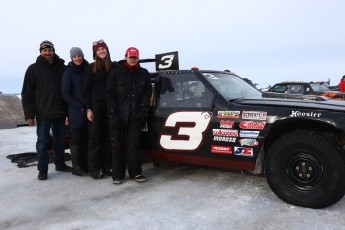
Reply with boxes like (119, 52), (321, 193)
(21, 54), (66, 120)
(105, 61), (152, 125)
(61, 60), (89, 128)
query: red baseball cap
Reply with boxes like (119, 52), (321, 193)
(125, 47), (139, 57)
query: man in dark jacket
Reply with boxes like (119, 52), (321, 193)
(21, 40), (72, 180)
(105, 47), (152, 184)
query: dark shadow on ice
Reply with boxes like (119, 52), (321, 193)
(6, 152), (71, 168)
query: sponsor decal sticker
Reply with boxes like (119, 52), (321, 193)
(211, 145), (232, 154)
(213, 129), (238, 137)
(239, 121), (266, 130)
(289, 111), (322, 118)
(239, 138), (258, 146)
(213, 136), (236, 142)
(220, 120), (235, 128)
(217, 111), (240, 118)
(242, 111), (267, 120)
(234, 146), (254, 156)
(239, 130), (260, 138)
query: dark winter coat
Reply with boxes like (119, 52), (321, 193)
(83, 62), (118, 110)
(105, 60), (152, 126)
(61, 60), (89, 128)
(21, 54), (66, 120)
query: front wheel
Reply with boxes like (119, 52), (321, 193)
(265, 130), (345, 208)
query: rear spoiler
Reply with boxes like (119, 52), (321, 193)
(139, 51), (179, 71)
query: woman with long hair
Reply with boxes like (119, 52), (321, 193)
(83, 40), (117, 179)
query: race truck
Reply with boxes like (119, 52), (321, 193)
(139, 52), (345, 209)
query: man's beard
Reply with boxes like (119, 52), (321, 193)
(44, 55), (54, 63)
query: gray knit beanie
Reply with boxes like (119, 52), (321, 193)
(39, 40), (55, 52)
(70, 47), (84, 59)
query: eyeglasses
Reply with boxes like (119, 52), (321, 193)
(93, 39), (104, 45)
(128, 56), (138, 59)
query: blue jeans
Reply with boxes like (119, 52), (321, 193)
(36, 118), (66, 171)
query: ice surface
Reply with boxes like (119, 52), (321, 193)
(0, 127), (344, 230)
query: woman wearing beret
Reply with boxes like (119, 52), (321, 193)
(83, 40), (117, 179)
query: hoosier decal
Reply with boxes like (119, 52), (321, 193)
(289, 111), (322, 118)
(239, 121), (266, 129)
(213, 129), (238, 137)
(234, 146), (253, 157)
(217, 111), (240, 118)
(242, 111), (267, 120)
(220, 120), (235, 128)
(211, 145), (232, 154)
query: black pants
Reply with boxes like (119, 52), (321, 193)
(70, 127), (88, 171)
(70, 127), (88, 145)
(87, 101), (111, 173)
(110, 116), (143, 180)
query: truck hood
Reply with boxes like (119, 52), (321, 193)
(234, 94), (345, 112)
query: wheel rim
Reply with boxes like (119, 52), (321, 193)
(284, 153), (324, 191)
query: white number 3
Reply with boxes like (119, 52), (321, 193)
(160, 112), (211, 150)
(158, 54), (175, 69)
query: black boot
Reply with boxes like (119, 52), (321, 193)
(102, 143), (112, 176)
(70, 145), (87, 176)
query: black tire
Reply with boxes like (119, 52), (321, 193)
(265, 130), (345, 208)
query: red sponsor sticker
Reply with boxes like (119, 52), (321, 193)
(211, 145), (232, 154)
(213, 129), (238, 137)
(239, 121), (266, 129)
(220, 120), (235, 128)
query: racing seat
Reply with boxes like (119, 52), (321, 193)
(159, 77), (176, 108)
(190, 82), (212, 107)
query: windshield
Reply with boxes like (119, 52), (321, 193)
(310, 83), (329, 91)
(202, 72), (261, 101)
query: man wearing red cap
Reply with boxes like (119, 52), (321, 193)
(105, 47), (152, 184)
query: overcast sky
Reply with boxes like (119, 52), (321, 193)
(1, 0), (345, 93)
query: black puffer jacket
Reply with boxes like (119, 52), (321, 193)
(105, 60), (152, 125)
(21, 54), (66, 120)
(83, 62), (117, 110)
(61, 60), (89, 128)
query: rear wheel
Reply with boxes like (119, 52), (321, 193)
(265, 130), (345, 208)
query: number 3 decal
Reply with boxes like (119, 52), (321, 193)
(160, 112), (211, 150)
(158, 54), (175, 69)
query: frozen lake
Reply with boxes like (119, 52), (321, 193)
(1, 126), (345, 230)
